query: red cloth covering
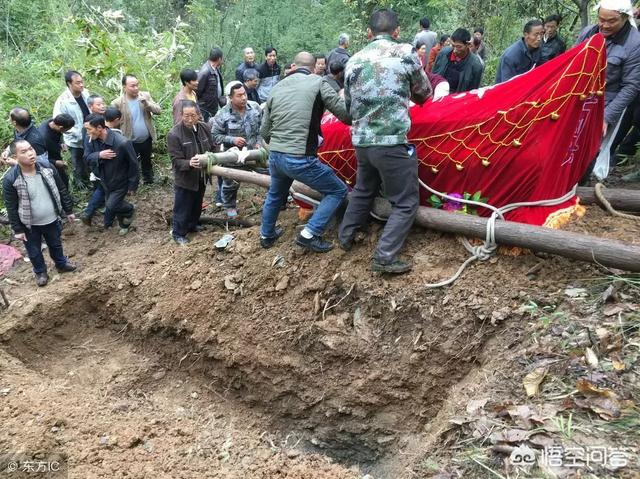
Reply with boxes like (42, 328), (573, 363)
(317, 34), (606, 226)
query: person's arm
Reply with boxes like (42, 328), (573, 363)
(235, 65), (244, 83)
(470, 61), (484, 90)
(141, 92), (161, 114)
(196, 68), (208, 99)
(167, 131), (191, 172)
(260, 99), (272, 144)
(50, 164), (73, 214)
(605, 50), (640, 125)
(2, 174), (24, 235)
(320, 80), (351, 125)
(408, 51), (432, 105)
(172, 97), (182, 126)
(496, 55), (518, 83)
(211, 112), (235, 147)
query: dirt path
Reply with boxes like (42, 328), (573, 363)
(1, 184), (639, 478)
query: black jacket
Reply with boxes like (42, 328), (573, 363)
(432, 47), (484, 93)
(85, 129), (139, 192)
(540, 35), (566, 63)
(495, 38), (541, 83)
(2, 159), (73, 234)
(38, 120), (64, 163)
(197, 61), (226, 119)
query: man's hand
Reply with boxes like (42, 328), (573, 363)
(128, 190), (136, 196)
(233, 137), (247, 147)
(55, 160), (66, 168)
(14, 233), (27, 242)
(67, 214), (76, 222)
(190, 154), (206, 168)
(61, 144), (69, 152)
(603, 121), (608, 137)
(99, 149), (116, 160)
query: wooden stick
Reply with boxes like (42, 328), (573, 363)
(577, 186), (640, 212)
(208, 165), (640, 272)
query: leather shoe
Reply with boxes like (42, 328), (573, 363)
(260, 227), (284, 249)
(295, 234), (334, 253)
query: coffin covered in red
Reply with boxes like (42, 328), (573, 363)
(318, 34), (607, 226)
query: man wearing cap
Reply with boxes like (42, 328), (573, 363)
(577, 0), (640, 180)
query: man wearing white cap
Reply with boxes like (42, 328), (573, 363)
(577, 0), (640, 181)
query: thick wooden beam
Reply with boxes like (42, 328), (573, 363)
(577, 186), (640, 212)
(209, 166), (640, 272)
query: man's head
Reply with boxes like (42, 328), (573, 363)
(243, 69), (259, 89)
(329, 61), (345, 80)
(338, 33), (350, 49)
(265, 47), (277, 66)
(523, 19), (544, 50)
(87, 94), (106, 115)
(597, 0), (632, 37)
(180, 69), (199, 92)
(284, 63), (293, 75)
(544, 14), (562, 39)
(84, 114), (107, 141)
(420, 17), (430, 30)
(104, 107), (122, 128)
(9, 108), (31, 129)
(314, 54), (327, 75)
(64, 70), (84, 96)
(473, 27), (484, 40)
(368, 8), (400, 38)
(122, 74), (139, 99)
(9, 140), (36, 167)
(180, 100), (199, 129)
(228, 82), (247, 110)
(208, 47), (224, 66)
(450, 28), (472, 59)
(292, 52), (316, 72)
(51, 113), (75, 133)
(243, 47), (255, 64)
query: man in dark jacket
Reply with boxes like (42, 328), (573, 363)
(84, 114), (139, 235)
(327, 34), (351, 69)
(433, 28), (484, 93)
(8, 108), (47, 156)
(38, 114), (75, 188)
(496, 20), (544, 83)
(2, 140), (76, 286)
(197, 48), (226, 122)
(540, 14), (567, 63)
(577, 0), (640, 181)
(259, 51), (352, 253)
(235, 47), (258, 82)
(167, 101), (215, 245)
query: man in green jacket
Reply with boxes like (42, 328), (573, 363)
(259, 51), (351, 253)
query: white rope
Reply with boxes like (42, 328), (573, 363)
(420, 179), (578, 288)
(289, 181), (578, 289)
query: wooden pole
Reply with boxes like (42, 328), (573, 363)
(209, 166), (640, 272)
(577, 186), (640, 212)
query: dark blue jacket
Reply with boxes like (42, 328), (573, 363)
(577, 22), (640, 125)
(495, 38), (541, 84)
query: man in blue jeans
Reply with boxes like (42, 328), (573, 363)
(2, 140), (76, 287)
(259, 51), (351, 252)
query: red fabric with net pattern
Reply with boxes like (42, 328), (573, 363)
(315, 34), (606, 226)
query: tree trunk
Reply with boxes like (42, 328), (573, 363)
(577, 186), (640, 212)
(208, 165), (640, 272)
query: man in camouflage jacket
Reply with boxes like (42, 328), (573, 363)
(339, 8), (432, 274)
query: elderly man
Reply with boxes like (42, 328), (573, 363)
(84, 114), (139, 235)
(327, 34), (351, 69)
(235, 47), (257, 83)
(6, 108), (47, 156)
(197, 48), (225, 122)
(259, 51), (351, 252)
(111, 74), (161, 185)
(167, 100), (215, 245)
(339, 8), (432, 274)
(211, 81), (263, 218)
(3, 140), (76, 286)
(578, 0), (640, 181)
(53, 70), (91, 188)
(433, 28), (484, 93)
(496, 20), (544, 83)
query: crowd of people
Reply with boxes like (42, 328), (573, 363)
(2, 0), (640, 285)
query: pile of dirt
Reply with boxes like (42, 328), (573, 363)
(1, 183), (639, 478)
